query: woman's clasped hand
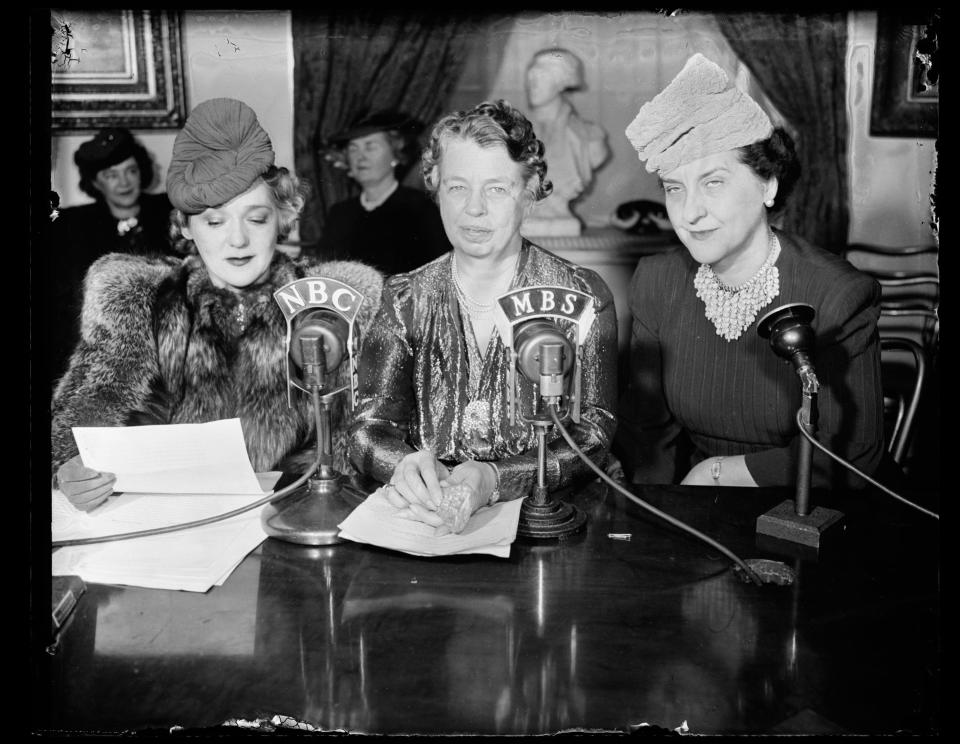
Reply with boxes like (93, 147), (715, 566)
(381, 450), (496, 535)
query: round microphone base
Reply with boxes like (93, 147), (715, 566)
(262, 474), (366, 546)
(518, 497), (587, 540)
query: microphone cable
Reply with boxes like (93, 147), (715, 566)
(52, 388), (326, 548)
(794, 409), (939, 520)
(547, 406), (765, 586)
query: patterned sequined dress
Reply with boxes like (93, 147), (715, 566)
(348, 240), (618, 501)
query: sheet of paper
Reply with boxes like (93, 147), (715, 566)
(52, 472), (282, 542)
(71, 418), (265, 494)
(337, 487), (523, 558)
(52, 515), (268, 593)
(51, 472), (281, 593)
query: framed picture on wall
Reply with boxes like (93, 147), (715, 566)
(51, 9), (187, 131)
(870, 11), (938, 137)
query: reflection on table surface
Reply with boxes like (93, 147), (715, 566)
(40, 482), (939, 735)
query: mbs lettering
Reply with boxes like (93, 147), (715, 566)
(498, 286), (590, 323)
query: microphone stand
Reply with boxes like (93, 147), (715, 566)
(262, 336), (365, 546)
(755, 304), (843, 556)
(517, 342), (587, 540)
(794, 367), (818, 517)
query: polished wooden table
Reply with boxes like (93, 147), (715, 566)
(38, 482), (939, 735)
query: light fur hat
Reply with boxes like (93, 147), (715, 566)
(625, 53), (773, 175)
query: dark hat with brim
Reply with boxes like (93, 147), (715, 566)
(74, 128), (138, 175)
(327, 110), (422, 147)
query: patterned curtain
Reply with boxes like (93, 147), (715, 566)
(292, 12), (476, 244)
(717, 12), (849, 252)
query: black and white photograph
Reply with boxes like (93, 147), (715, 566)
(30, 6), (939, 737)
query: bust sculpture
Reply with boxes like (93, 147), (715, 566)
(522, 48), (609, 237)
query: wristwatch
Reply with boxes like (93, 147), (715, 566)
(487, 462), (501, 506)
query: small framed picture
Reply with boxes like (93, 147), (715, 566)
(51, 9), (187, 132)
(870, 11), (939, 137)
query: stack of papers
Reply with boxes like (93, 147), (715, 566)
(338, 486), (524, 558)
(52, 419), (278, 593)
(52, 474), (279, 592)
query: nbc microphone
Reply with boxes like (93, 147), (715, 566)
(263, 276), (367, 546)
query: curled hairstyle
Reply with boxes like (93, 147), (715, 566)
(737, 127), (800, 213)
(421, 99), (553, 202)
(168, 166), (309, 255)
(78, 140), (154, 200)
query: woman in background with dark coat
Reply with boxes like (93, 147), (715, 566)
(50, 128), (179, 383)
(315, 110), (450, 274)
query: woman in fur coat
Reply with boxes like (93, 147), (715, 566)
(52, 98), (383, 511)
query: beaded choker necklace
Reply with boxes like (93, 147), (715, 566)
(693, 231), (781, 341)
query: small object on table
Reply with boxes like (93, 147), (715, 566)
(734, 558), (796, 585)
(435, 483), (477, 534)
(50, 574), (86, 652)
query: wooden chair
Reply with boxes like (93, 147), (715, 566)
(843, 243), (939, 309)
(843, 243), (940, 357)
(877, 308), (940, 358)
(843, 243), (939, 282)
(879, 337), (927, 467)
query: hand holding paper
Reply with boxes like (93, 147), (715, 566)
(57, 454), (116, 511)
(71, 419), (266, 495)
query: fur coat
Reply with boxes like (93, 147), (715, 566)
(51, 251), (383, 478)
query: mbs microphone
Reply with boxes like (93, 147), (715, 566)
(494, 285), (597, 539)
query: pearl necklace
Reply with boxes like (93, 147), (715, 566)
(359, 180), (398, 212)
(451, 254), (518, 315)
(694, 231), (781, 341)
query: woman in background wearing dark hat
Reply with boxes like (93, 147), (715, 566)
(315, 110), (450, 275)
(49, 128), (178, 383)
(615, 54), (883, 489)
(51, 98), (383, 512)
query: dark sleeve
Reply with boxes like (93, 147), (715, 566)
(490, 269), (619, 501)
(48, 210), (95, 384)
(315, 201), (354, 262)
(614, 258), (683, 484)
(50, 256), (167, 474)
(744, 273), (885, 488)
(347, 278), (419, 483)
(145, 193), (176, 257)
(417, 195), (451, 263)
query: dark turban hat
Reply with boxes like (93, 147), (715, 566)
(74, 128), (139, 179)
(166, 98), (275, 213)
